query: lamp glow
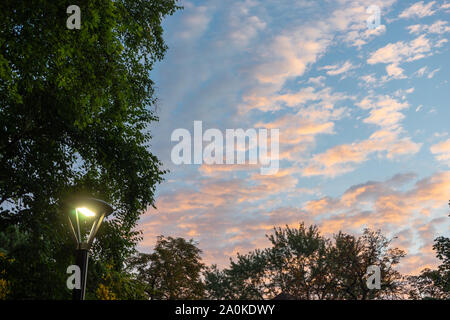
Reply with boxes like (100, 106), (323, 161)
(76, 207), (96, 217)
(66, 198), (114, 300)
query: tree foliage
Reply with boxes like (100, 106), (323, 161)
(205, 223), (406, 300)
(0, 0), (180, 299)
(128, 236), (205, 299)
(407, 236), (450, 299)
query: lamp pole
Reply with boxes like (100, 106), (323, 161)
(73, 245), (89, 300)
(66, 198), (114, 300)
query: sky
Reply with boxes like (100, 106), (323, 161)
(137, 0), (450, 274)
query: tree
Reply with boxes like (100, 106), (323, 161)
(204, 265), (231, 299)
(407, 237), (450, 300)
(204, 250), (269, 300)
(205, 223), (406, 300)
(433, 236), (450, 294)
(407, 204), (450, 299)
(326, 229), (405, 300)
(94, 263), (148, 300)
(264, 224), (331, 299)
(0, 0), (181, 299)
(128, 236), (205, 300)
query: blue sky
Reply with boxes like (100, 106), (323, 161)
(138, 0), (450, 274)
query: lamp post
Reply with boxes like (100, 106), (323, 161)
(66, 198), (114, 300)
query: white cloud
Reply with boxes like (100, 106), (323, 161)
(368, 35), (433, 65)
(407, 20), (450, 34)
(308, 75), (326, 86)
(321, 61), (356, 76)
(407, 24), (422, 34)
(303, 94), (422, 177)
(386, 63), (406, 79)
(413, 66), (440, 78)
(240, 0), (398, 114)
(330, 1), (391, 48)
(227, 1), (266, 46)
(359, 74), (377, 85)
(177, 4), (212, 40)
(399, 1), (437, 19)
(414, 66), (428, 77)
(242, 85), (352, 113)
(302, 129), (422, 177)
(427, 68), (440, 78)
(430, 139), (450, 166)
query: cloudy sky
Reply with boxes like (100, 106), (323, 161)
(138, 0), (450, 274)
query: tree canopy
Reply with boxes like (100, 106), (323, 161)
(128, 236), (205, 300)
(205, 223), (406, 300)
(407, 235), (450, 299)
(0, 0), (180, 299)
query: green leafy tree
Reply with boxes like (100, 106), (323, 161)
(205, 223), (406, 300)
(407, 205), (450, 299)
(206, 249), (269, 300)
(128, 236), (205, 300)
(0, 0), (180, 299)
(407, 267), (449, 300)
(264, 224), (331, 299)
(407, 237), (450, 300)
(327, 229), (405, 300)
(204, 264), (232, 299)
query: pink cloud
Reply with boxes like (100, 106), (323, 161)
(302, 94), (422, 177)
(399, 1), (437, 19)
(139, 171), (449, 274)
(431, 138), (450, 166)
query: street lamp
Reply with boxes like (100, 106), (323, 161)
(66, 197), (114, 300)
